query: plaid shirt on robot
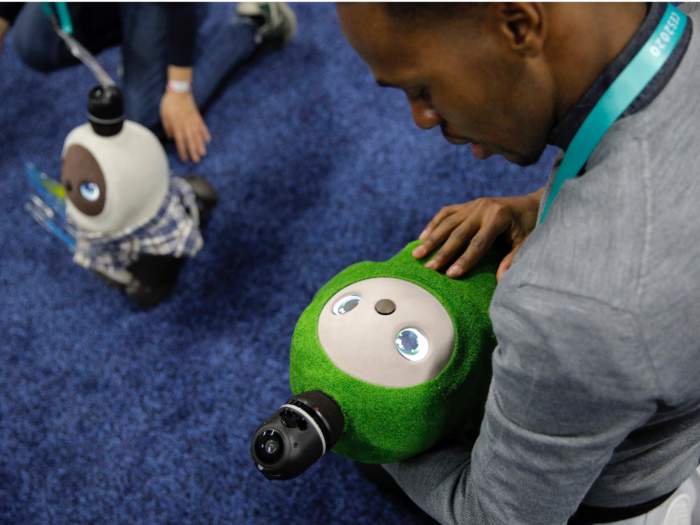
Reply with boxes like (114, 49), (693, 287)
(71, 177), (203, 274)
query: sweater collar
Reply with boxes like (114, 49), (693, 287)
(548, 2), (692, 151)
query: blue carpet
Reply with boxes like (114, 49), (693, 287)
(0, 3), (558, 524)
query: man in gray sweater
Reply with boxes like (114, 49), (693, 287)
(338, 3), (700, 524)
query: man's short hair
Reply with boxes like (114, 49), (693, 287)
(383, 2), (486, 27)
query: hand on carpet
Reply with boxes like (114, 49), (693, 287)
(412, 187), (545, 280)
(160, 90), (211, 163)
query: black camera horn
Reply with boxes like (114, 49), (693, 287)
(88, 84), (124, 137)
(251, 390), (344, 480)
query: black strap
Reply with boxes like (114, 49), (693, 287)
(568, 489), (675, 524)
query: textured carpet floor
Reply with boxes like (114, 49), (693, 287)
(0, 3), (558, 524)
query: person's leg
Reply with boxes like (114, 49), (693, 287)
(190, 15), (259, 111)
(191, 3), (297, 111)
(13, 3), (120, 72)
(12, 3), (78, 72)
(118, 3), (170, 131)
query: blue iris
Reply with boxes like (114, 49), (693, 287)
(333, 295), (361, 315)
(395, 328), (429, 361)
(79, 181), (100, 201)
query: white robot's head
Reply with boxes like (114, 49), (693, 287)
(60, 120), (170, 233)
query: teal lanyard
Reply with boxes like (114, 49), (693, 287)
(539, 3), (687, 224)
(41, 2), (73, 35)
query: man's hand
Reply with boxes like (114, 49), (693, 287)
(412, 187), (546, 280)
(0, 17), (10, 61)
(160, 90), (211, 163)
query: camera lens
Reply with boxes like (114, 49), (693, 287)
(255, 429), (284, 465)
(251, 391), (345, 480)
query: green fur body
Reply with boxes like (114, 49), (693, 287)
(289, 241), (499, 464)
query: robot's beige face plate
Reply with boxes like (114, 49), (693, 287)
(317, 277), (455, 388)
(61, 144), (106, 216)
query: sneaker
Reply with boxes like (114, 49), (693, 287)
(236, 2), (297, 50)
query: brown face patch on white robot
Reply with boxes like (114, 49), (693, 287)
(61, 144), (106, 216)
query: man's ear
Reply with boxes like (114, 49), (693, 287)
(492, 2), (546, 57)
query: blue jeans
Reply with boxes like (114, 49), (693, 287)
(12, 2), (259, 131)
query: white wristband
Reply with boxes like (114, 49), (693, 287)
(167, 79), (192, 93)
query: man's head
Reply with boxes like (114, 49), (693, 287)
(381, 3), (479, 27)
(337, 2), (646, 166)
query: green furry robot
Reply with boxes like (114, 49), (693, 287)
(251, 241), (500, 480)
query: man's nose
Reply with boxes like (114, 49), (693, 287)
(409, 99), (443, 130)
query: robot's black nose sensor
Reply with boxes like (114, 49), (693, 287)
(375, 299), (396, 315)
(255, 429), (285, 465)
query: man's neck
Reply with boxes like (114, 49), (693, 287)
(547, 2), (648, 124)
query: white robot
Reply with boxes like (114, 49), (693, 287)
(60, 85), (217, 306)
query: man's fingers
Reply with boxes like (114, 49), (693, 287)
(444, 232), (495, 278)
(413, 194), (541, 279)
(415, 218), (463, 262)
(496, 243), (523, 281)
(413, 209), (468, 259)
(496, 252), (515, 281)
(425, 219), (482, 272)
(444, 216), (511, 278)
(418, 205), (461, 241)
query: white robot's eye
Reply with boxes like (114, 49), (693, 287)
(332, 295), (361, 315)
(79, 181), (101, 202)
(395, 328), (429, 361)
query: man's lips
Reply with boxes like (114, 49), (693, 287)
(442, 132), (472, 145)
(442, 132), (488, 159)
(470, 141), (487, 160)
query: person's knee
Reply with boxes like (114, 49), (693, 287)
(12, 28), (61, 72)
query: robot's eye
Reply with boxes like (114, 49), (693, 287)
(79, 181), (101, 202)
(395, 328), (429, 361)
(332, 295), (361, 315)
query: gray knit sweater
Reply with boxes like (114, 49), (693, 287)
(384, 5), (700, 524)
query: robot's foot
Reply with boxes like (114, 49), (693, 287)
(91, 256), (184, 307)
(124, 255), (184, 307)
(92, 270), (127, 291)
(181, 174), (219, 216)
(124, 278), (177, 308)
(92, 268), (177, 307)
